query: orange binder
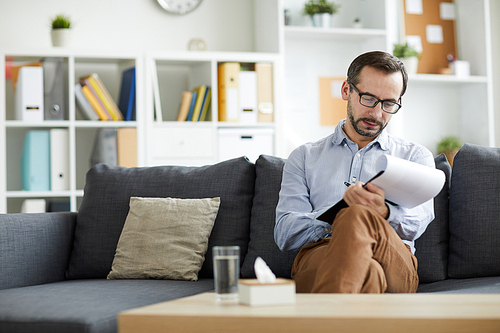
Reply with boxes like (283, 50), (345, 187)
(117, 128), (137, 168)
(256, 63), (274, 123)
(218, 62), (240, 122)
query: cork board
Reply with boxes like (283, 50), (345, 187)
(403, 0), (458, 74)
(319, 77), (347, 126)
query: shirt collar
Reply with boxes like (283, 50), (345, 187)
(332, 119), (389, 151)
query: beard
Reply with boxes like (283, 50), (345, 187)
(346, 100), (388, 138)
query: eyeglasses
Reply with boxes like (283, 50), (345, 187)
(349, 83), (402, 114)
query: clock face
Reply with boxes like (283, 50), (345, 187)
(157, 0), (203, 15)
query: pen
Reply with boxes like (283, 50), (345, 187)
(344, 180), (398, 206)
(345, 181), (368, 189)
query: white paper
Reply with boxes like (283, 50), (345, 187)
(440, 3), (455, 20)
(330, 80), (343, 98)
(370, 155), (445, 208)
(405, 0), (423, 14)
(426, 25), (444, 44)
(406, 35), (423, 53)
(254, 257), (276, 284)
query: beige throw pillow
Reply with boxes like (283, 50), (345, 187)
(107, 196), (220, 281)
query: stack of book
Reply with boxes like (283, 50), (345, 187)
(75, 68), (136, 121)
(176, 85), (211, 122)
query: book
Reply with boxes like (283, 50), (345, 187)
(22, 130), (50, 191)
(198, 86), (211, 121)
(21, 199), (47, 213)
(117, 128), (137, 168)
(80, 84), (111, 120)
(50, 129), (70, 191)
(15, 66), (44, 122)
(74, 83), (99, 120)
(218, 62), (240, 122)
(176, 91), (193, 121)
(186, 90), (198, 121)
(239, 71), (258, 124)
(238, 279), (296, 306)
(150, 59), (163, 122)
(82, 74), (123, 121)
(317, 155), (446, 224)
(256, 63), (274, 123)
(191, 85), (207, 122)
(90, 128), (118, 167)
(118, 67), (136, 121)
(41, 57), (65, 121)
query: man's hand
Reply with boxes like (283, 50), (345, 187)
(343, 182), (390, 219)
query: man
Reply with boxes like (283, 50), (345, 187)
(275, 51), (434, 294)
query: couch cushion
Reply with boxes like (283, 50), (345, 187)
(0, 279), (214, 333)
(241, 155), (297, 279)
(448, 143), (500, 278)
(107, 197), (220, 281)
(0, 212), (76, 290)
(414, 153), (451, 283)
(68, 157), (255, 280)
(417, 276), (500, 293)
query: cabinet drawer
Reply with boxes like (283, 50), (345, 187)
(150, 127), (214, 158)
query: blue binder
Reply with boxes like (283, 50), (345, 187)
(22, 130), (51, 191)
(118, 67), (136, 121)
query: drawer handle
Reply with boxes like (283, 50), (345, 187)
(241, 136), (253, 139)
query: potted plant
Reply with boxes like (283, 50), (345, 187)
(437, 135), (463, 168)
(50, 14), (72, 47)
(303, 0), (340, 29)
(393, 43), (420, 75)
(353, 18), (363, 29)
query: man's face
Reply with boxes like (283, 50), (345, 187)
(342, 66), (403, 141)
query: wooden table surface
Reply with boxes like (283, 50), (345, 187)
(119, 292), (500, 333)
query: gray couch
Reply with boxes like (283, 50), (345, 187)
(1, 143), (499, 333)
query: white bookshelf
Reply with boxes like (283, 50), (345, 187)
(0, 49), (143, 213)
(144, 51), (281, 167)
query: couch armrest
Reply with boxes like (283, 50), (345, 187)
(0, 212), (77, 290)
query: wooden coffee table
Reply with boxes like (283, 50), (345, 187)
(119, 292), (500, 333)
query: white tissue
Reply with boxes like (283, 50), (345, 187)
(254, 256), (276, 283)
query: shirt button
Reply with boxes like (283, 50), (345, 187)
(356, 153), (361, 157)
(323, 227), (329, 232)
(352, 177), (357, 182)
(344, 143), (347, 147)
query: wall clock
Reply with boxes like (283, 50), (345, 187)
(157, 0), (203, 15)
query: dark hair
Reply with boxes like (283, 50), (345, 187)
(347, 51), (408, 97)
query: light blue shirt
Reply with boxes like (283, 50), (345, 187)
(275, 119), (435, 255)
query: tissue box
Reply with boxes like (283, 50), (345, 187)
(238, 278), (296, 306)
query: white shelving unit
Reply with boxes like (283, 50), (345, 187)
(144, 51), (281, 167)
(0, 49), (143, 213)
(280, 0), (494, 155)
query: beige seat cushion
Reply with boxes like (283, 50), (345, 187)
(107, 196), (220, 281)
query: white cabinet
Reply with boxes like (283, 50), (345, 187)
(0, 50), (143, 213)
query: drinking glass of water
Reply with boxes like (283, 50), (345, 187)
(212, 246), (240, 301)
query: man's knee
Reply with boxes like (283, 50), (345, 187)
(334, 204), (385, 231)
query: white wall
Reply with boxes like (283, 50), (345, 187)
(0, 0), (255, 52)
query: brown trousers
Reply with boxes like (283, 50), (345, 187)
(291, 205), (419, 293)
